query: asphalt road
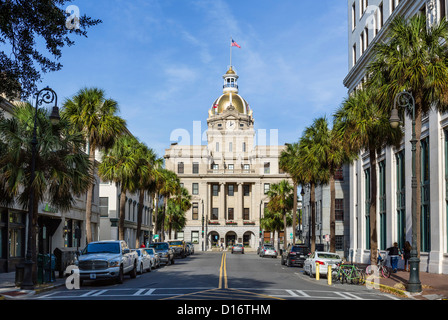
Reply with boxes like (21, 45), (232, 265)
(32, 251), (401, 301)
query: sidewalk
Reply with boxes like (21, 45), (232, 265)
(369, 269), (448, 300)
(0, 271), (66, 300)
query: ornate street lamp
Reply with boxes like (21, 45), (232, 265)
(389, 90), (422, 293)
(21, 87), (60, 290)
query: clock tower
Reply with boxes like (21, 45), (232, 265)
(207, 66), (255, 167)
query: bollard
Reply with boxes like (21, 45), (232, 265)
(328, 265), (332, 285)
(315, 263), (320, 280)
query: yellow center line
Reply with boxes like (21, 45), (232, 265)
(218, 252), (228, 289)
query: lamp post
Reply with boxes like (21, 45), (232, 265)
(21, 87), (60, 290)
(389, 89), (422, 293)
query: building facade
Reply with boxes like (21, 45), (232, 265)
(164, 66), (292, 251)
(345, 0), (448, 274)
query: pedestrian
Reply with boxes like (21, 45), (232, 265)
(403, 241), (411, 272)
(386, 242), (402, 273)
(140, 243), (146, 248)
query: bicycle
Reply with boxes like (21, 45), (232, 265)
(365, 257), (391, 278)
(332, 263), (365, 285)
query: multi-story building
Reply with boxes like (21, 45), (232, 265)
(345, 0), (448, 274)
(164, 66), (292, 251)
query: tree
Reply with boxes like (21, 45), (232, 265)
(0, 102), (92, 283)
(260, 207), (291, 252)
(266, 180), (294, 251)
(306, 117), (356, 252)
(62, 87), (126, 244)
(98, 135), (139, 241)
(156, 168), (180, 241)
(298, 120), (330, 252)
(280, 142), (300, 245)
(133, 142), (157, 248)
(367, 14), (448, 256)
(334, 87), (402, 265)
(0, 0), (101, 99)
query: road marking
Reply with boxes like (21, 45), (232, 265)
(133, 289), (145, 296)
(218, 252), (228, 289)
(144, 289), (155, 296)
(80, 289), (107, 297)
(335, 291), (363, 300)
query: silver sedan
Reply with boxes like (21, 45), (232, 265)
(303, 251), (342, 277)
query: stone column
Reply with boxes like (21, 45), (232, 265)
(220, 182), (226, 220)
(237, 182), (243, 221)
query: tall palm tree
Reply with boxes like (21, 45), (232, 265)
(267, 180), (294, 251)
(62, 87), (126, 244)
(133, 142), (157, 248)
(0, 102), (92, 283)
(298, 120), (330, 252)
(367, 15), (448, 256)
(306, 117), (356, 252)
(260, 208), (291, 252)
(334, 87), (403, 265)
(157, 168), (180, 241)
(98, 134), (139, 241)
(280, 142), (300, 245)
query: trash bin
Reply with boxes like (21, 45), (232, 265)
(54, 247), (78, 278)
(15, 264), (24, 287)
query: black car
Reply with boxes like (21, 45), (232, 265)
(281, 244), (310, 267)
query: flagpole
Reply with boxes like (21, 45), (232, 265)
(230, 37), (232, 67)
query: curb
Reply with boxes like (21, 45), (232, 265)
(365, 280), (409, 298)
(0, 281), (65, 300)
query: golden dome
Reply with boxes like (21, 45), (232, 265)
(212, 93), (248, 114)
(226, 66), (236, 75)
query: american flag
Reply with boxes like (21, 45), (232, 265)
(231, 39), (241, 48)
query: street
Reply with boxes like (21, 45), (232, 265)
(33, 251), (401, 301)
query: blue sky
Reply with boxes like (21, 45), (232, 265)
(39, 0), (349, 158)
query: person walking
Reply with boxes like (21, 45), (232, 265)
(402, 241), (411, 272)
(387, 242), (402, 273)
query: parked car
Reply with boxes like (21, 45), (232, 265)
(303, 251), (342, 277)
(186, 242), (195, 255)
(231, 243), (244, 254)
(77, 240), (138, 285)
(281, 244), (310, 267)
(144, 248), (160, 269)
(259, 244), (278, 258)
(132, 248), (152, 274)
(168, 240), (187, 258)
(148, 242), (175, 265)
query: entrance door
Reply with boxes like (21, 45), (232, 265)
(226, 233), (236, 248)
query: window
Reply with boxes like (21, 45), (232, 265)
(377, 2), (383, 33)
(212, 208), (219, 220)
(228, 208), (234, 220)
(335, 235), (344, 251)
(360, 32), (364, 55)
(352, 2), (356, 30)
(364, 27), (369, 50)
(264, 183), (270, 194)
(178, 162), (184, 174)
(264, 162), (270, 174)
(243, 208), (250, 220)
(228, 164), (234, 172)
(421, 137), (431, 252)
(352, 43), (357, 66)
(379, 161), (387, 250)
(213, 184), (219, 196)
(365, 168), (371, 249)
(396, 150), (406, 250)
(335, 199), (344, 221)
(229, 142), (232, 152)
(334, 167), (343, 180)
(192, 203), (199, 220)
(441, 0), (446, 20)
(193, 162), (199, 174)
(243, 185), (250, 196)
(191, 231), (199, 244)
(216, 142), (219, 152)
(192, 183), (199, 195)
(228, 184), (234, 196)
(99, 197), (109, 217)
(212, 164), (219, 173)
(242, 142), (246, 152)
(243, 164), (250, 173)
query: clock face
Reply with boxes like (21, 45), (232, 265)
(226, 120), (236, 130)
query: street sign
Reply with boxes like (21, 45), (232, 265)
(153, 235), (159, 240)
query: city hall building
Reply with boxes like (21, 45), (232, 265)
(164, 66), (291, 251)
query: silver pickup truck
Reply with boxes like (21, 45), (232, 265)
(77, 240), (138, 285)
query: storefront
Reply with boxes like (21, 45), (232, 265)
(0, 208), (26, 273)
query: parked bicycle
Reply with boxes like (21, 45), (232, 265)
(365, 255), (391, 278)
(332, 263), (365, 285)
